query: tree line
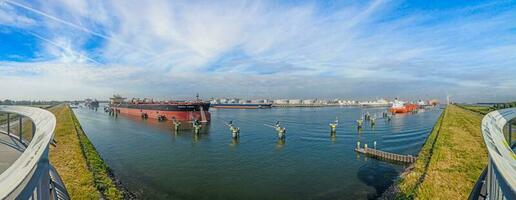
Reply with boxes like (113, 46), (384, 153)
(492, 102), (516, 109)
(0, 99), (62, 105)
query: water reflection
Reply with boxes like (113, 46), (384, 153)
(74, 105), (441, 199)
(357, 161), (399, 199)
(230, 138), (239, 146)
(330, 133), (337, 143)
(276, 138), (285, 149)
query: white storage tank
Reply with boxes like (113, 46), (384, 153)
(317, 99), (329, 104)
(289, 99), (302, 104)
(302, 99), (315, 104)
(274, 99), (289, 104)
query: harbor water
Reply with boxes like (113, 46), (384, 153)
(73, 106), (442, 199)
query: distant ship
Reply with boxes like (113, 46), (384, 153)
(84, 98), (99, 111)
(389, 99), (418, 113)
(109, 95), (210, 122)
(210, 103), (272, 109)
(359, 98), (390, 107)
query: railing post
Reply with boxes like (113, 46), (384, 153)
(32, 121), (36, 138)
(19, 116), (22, 142)
(509, 120), (513, 147)
(7, 113), (10, 135)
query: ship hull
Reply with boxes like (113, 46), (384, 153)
(389, 104), (418, 113)
(110, 102), (211, 121)
(115, 107), (210, 121)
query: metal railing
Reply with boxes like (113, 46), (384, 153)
(481, 108), (516, 199)
(0, 106), (69, 200)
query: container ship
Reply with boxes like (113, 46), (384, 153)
(389, 99), (418, 114)
(109, 95), (210, 122)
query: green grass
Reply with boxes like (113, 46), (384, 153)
(70, 107), (124, 199)
(396, 105), (488, 200)
(48, 105), (123, 199)
(456, 105), (494, 115)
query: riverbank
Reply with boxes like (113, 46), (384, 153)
(394, 105), (487, 199)
(48, 105), (124, 199)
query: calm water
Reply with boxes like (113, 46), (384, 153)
(73, 106), (442, 199)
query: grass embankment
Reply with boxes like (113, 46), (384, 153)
(396, 105), (488, 200)
(456, 104), (494, 115)
(48, 105), (123, 199)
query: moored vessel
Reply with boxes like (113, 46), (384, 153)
(389, 99), (418, 113)
(109, 95), (211, 122)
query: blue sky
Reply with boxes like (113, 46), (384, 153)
(0, 0), (515, 102)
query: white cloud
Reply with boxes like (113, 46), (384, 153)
(0, 2), (35, 27)
(1, 0), (515, 102)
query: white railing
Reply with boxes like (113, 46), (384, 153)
(0, 106), (69, 199)
(481, 108), (516, 200)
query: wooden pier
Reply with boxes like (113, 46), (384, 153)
(355, 146), (416, 163)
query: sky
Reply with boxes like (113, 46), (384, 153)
(0, 0), (515, 102)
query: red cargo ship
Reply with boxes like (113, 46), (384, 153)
(109, 95), (210, 122)
(389, 99), (418, 114)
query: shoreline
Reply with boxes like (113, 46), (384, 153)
(69, 106), (137, 199)
(48, 105), (131, 199)
(390, 104), (487, 199)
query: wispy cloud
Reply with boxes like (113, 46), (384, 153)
(0, 0), (515, 102)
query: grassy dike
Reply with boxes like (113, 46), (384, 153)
(48, 105), (124, 199)
(395, 105), (488, 199)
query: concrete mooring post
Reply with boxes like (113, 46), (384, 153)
(230, 126), (240, 139)
(276, 126), (286, 140)
(193, 120), (202, 134)
(357, 119), (363, 129)
(330, 123), (337, 134)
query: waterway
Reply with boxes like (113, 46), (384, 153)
(73, 106), (442, 199)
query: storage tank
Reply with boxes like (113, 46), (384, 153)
(274, 99), (289, 104)
(289, 99), (302, 104)
(303, 99), (315, 104)
(317, 99), (329, 104)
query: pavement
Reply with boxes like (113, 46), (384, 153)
(0, 124), (25, 174)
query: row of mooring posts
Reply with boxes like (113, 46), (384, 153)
(224, 114), (388, 142)
(172, 119), (203, 134)
(107, 107), (119, 118)
(356, 111), (393, 129)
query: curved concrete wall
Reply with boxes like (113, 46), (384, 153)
(0, 106), (57, 199)
(481, 108), (516, 199)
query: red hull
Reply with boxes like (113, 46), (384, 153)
(389, 104), (418, 113)
(116, 107), (211, 121)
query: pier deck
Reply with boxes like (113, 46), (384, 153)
(0, 132), (24, 174)
(355, 147), (416, 163)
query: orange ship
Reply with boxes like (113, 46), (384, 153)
(389, 99), (418, 114)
